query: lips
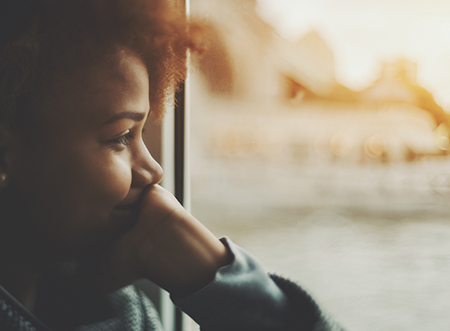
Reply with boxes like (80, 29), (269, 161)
(109, 188), (146, 235)
(110, 200), (140, 234)
(116, 188), (144, 210)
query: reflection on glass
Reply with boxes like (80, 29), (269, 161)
(189, 1), (450, 330)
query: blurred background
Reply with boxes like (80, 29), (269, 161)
(187, 0), (450, 330)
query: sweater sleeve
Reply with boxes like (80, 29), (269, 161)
(171, 237), (345, 331)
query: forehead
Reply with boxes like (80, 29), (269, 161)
(86, 51), (150, 122)
(40, 51), (150, 129)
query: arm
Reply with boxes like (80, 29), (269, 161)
(173, 238), (345, 331)
(87, 185), (344, 330)
(86, 184), (232, 295)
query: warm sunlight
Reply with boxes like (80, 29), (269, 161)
(257, 0), (450, 110)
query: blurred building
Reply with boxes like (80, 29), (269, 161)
(362, 59), (450, 129)
(190, 0), (450, 164)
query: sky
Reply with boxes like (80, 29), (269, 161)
(256, 0), (450, 110)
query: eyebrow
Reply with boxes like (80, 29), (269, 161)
(104, 111), (146, 125)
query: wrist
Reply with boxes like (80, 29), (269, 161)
(137, 208), (232, 295)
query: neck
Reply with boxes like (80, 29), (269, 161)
(0, 250), (42, 312)
(0, 220), (47, 312)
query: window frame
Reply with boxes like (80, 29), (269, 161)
(140, 1), (193, 329)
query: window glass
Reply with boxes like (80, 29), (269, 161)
(189, 0), (450, 330)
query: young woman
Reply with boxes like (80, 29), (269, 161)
(0, 0), (344, 330)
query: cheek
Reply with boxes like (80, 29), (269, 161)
(83, 153), (132, 207)
(30, 145), (133, 222)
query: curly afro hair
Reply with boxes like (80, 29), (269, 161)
(0, 0), (193, 133)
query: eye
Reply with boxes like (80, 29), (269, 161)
(111, 130), (134, 147)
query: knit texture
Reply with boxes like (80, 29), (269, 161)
(0, 239), (345, 331)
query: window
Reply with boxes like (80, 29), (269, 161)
(188, 1), (450, 330)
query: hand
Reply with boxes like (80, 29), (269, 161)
(85, 185), (232, 295)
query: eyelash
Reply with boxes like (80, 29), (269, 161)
(110, 128), (145, 147)
(111, 130), (134, 147)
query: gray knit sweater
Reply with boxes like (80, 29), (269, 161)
(0, 239), (345, 331)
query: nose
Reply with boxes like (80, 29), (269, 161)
(131, 141), (163, 188)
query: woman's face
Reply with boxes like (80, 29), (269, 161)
(9, 51), (163, 258)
